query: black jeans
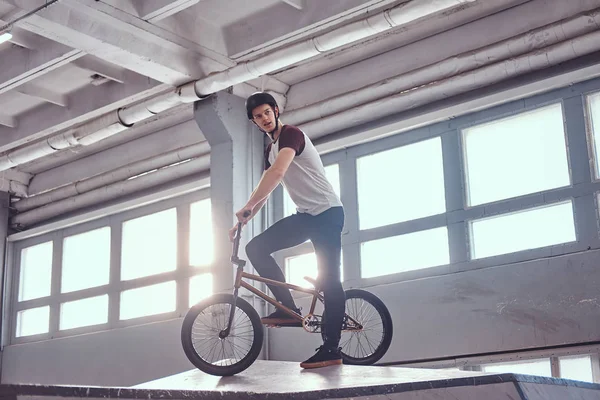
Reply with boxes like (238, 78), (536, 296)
(245, 206), (345, 348)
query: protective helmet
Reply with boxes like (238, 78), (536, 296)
(245, 92), (278, 119)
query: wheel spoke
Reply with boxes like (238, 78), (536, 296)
(185, 298), (259, 371)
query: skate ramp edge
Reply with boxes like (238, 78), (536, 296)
(1, 360), (599, 400)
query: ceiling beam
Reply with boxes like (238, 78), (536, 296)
(0, 73), (169, 152)
(0, 114), (17, 129)
(15, 83), (68, 107)
(8, 0), (232, 85)
(72, 56), (125, 84)
(0, 39), (83, 95)
(3, 26), (42, 49)
(281, 0), (303, 10)
(140, 0), (201, 22)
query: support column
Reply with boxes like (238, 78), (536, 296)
(193, 92), (265, 293)
(0, 192), (11, 352)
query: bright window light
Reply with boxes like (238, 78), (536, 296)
(189, 199), (213, 267)
(16, 306), (49, 337)
(462, 103), (570, 206)
(482, 359), (552, 377)
(0, 32), (12, 44)
(357, 137), (445, 230)
(120, 281), (176, 320)
(285, 252), (344, 288)
(189, 273), (213, 307)
(361, 227), (449, 279)
(60, 295), (108, 330)
(62, 227), (111, 293)
(121, 209), (177, 280)
(285, 164), (340, 217)
(587, 92), (600, 178)
(19, 242), (53, 302)
(470, 201), (575, 259)
(559, 355), (594, 383)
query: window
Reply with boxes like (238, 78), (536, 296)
(121, 209), (177, 280)
(120, 281), (176, 320)
(189, 273), (213, 307)
(62, 227), (110, 293)
(16, 306), (50, 337)
(284, 164), (341, 217)
(559, 355), (594, 383)
(11, 192), (215, 343)
(470, 201), (576, 259)
(462, 103), (570, 206)
(481, 359), (552, 377)
(361, 227), (449, 279)
(18, 241), (53, 301)
(189, 199), (213, 267)
(588, 92), (600, 178)
(357, 137), (445, 230)
(285, 252), (344, 288)
(60, 295), (109, 330)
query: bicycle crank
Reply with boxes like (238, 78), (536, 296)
(302, 314), (322, 333)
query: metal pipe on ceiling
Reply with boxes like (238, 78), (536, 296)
(299, 28), (600, 141)
(284, 9), (600, 126)
(0, 0), (475, 173)
(14, 142), (210, 212)
(11, 157), (211, 228)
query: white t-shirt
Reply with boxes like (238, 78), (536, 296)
(266, 125), (342, 216)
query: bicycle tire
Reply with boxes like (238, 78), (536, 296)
(322, 288), (393, 365)
(181, 293), (263, 376)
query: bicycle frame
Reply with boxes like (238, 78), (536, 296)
(220, 219), (362, 337)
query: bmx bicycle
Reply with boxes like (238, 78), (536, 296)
(181, 217), (393, 376)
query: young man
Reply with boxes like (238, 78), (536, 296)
(228, 92), (346, 369)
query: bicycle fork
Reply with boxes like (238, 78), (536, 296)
(219, 263), (245, 339)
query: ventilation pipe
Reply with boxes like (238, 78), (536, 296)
(14, 142), (210, 212)
(11, 157), (211, 228)
(0, 178), (27, 197)
(0, 0), (475, 173)
(298, 28), (600, 140)
(0, 113), (126, 171)
(284, 9), (600, 126)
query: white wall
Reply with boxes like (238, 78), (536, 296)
(268, 249), (600, 364)
(0, 318), (193, 386)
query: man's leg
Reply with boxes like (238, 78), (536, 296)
(300, 207), (346, 368)
(245, 213), (311, 309)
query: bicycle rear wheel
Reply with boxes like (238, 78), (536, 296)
(181, 293), (263, 376)
(323, 288), (393, 365)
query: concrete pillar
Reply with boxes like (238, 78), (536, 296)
(193, 92), (265, 293)
(0, 191), (11, 349)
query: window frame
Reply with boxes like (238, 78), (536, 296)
(7, 188), (211, 345)
(467, 199), (578, 260)
(458, 100), (572, 209)
(277, 87), (600, 288)
(585, 90), (600, 181)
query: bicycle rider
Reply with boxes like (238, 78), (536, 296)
(228, 92), (346, 369)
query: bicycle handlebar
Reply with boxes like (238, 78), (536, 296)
(230, 210), (251, 267)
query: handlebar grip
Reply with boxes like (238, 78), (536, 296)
(231, 210), (252, 264)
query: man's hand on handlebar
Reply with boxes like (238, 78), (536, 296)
(236, 206), (253, 224)
(229, 208), (253, 242)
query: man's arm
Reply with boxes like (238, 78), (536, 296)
(245, 147), (295, 209)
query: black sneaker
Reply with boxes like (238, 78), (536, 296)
(261, 307), (302, 327)
(300, 346), (343, 369)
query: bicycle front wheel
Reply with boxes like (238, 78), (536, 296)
(181, 293), (263, 376)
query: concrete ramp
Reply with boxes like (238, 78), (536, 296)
(1, 360), (599, 399)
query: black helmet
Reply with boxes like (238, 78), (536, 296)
(245, 92), (278, 119)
